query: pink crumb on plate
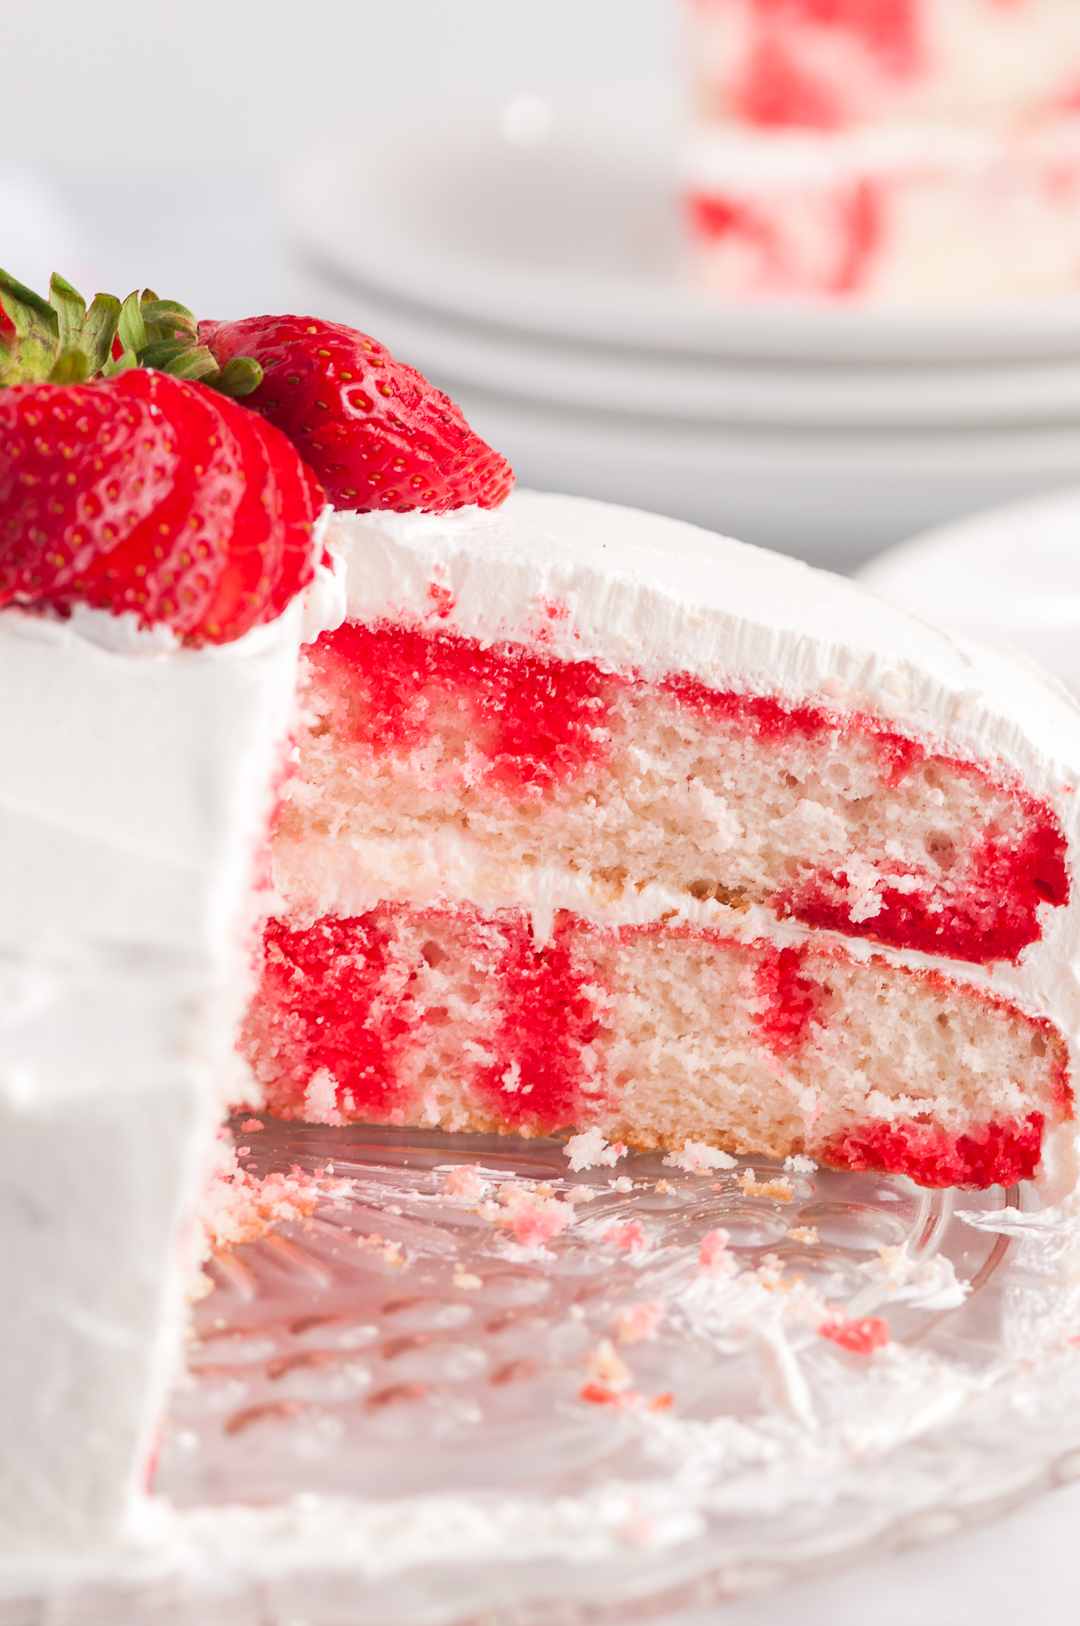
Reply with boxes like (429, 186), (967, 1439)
(603, 1221), (647, 1253)
(819, 1314), (891, 1355)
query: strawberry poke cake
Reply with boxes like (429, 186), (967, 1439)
(685, 0), (1080, 298)
(3, 269), (1080, 1560)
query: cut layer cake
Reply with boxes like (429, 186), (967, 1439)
(3, 280), (1080, 1567)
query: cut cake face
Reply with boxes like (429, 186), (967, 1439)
(245, 490), (1080, 1193)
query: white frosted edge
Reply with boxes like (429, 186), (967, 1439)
(328, 490), (1080, 793)
(65, 605), (183, 655)
(0, 594), (308, 1560)
(303, 511), (348, 644)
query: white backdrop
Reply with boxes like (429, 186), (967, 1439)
(0, 0), (674, 168)
(0, 0), (673, 313)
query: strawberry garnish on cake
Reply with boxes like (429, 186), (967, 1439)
(0, 271), (324, 644)
(198, 315), (514, 512)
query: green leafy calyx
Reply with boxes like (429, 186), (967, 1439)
(0, 271), (262, 397)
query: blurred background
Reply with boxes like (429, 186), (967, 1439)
(8, 0), (1080, 594)
(0, 0), (671, 308)
(7, 3), (1080, 1620)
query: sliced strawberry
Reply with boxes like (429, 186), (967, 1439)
(262, 432), (325, 622)
(72, 374), (246, 637)
(0, 370), (324, 645)
(190, 392), (285, 641)
(0, 376), (180, 603)
(193, 397), (323, 638)
(199, 315), (514, 514)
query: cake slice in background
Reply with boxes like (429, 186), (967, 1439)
(245, 489), (1080, 1195)
(684, 0), (1080, 299)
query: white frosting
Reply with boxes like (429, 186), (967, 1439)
(324, 488), (1080, 1126)
(0, 555), (341, 1558)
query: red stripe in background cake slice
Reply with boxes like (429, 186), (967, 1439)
(312, 621), (610, 795)
(731, 0), (921, 131)
(747, 0), (921, 73)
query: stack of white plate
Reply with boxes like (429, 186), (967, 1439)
(284, 89), (1080, 573)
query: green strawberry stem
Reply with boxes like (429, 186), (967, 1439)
(0, 269), (263, 397)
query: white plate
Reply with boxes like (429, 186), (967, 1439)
(5, 1122), (1079, 1626)
(291, 262), (1080, 433)
(293, 264), (1080, 571)
(284, 89), (1080, 367)
(858, 485), (1080, 691)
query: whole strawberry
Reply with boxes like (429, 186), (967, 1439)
(198, 315), (514, 513)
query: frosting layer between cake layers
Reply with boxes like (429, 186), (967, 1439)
(252, 491), (1080, 1193)
(0, 601), (310, 1559)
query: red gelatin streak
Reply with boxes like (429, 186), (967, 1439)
(309, 621), (1068, 965)
(821, 1113), (1047, 1190)
(473, 913), (608, 1131)
(257, 905), (607, 1134)
(260, 913), (409, 1121)
(819, 1314), (891, 1355)
(752, 944), (827, 1053)
(784, 801), (1069, 967)
(313, 620), (609, 795)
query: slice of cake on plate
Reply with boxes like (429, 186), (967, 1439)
(685, 0), (1080, 298)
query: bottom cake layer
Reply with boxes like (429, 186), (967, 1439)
(243, 904), (1072, 1190)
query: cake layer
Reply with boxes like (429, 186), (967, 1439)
(279, 618), (1066, 968)
(684, 122), (1080, 299)
(244, 902), (1070, 1190)
(689, 0), (1080, 130)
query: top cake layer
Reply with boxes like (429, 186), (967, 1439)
(690, 0), (1080, 130)
(330, 490), (1080, 784)
(301, 492), (1080, 996)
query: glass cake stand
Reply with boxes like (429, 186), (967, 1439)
(6, 1119), (1080, 1626)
